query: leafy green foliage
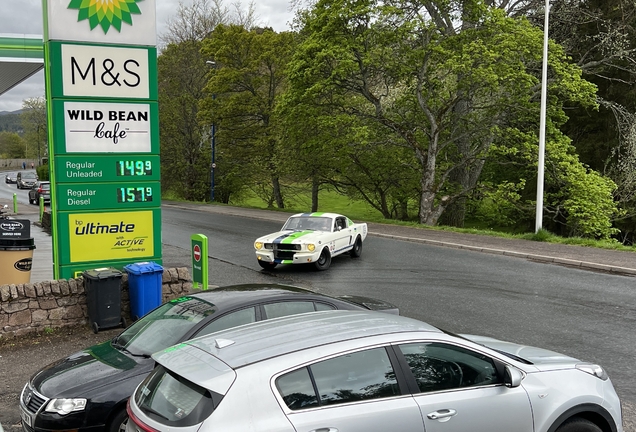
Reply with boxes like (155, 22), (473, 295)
(36, 164), (49, 181)
(200, 25), (297, 208)
(0, 132), (25, 158)
(158, 40), (212, 201)
(21, 98), (47, 163)
(0, 113), (22, 133)
(286, 0), (603, 232)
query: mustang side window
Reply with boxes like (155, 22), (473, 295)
(398, 342), (501, 393)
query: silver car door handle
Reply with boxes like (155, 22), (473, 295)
(427, 409), (457, 420)
(309, 428), (338, 432)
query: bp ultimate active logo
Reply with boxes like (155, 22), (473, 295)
(68, 0), (144, 34)
(68, 210), (154, 262)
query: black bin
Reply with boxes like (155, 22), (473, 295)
(83, 268), (127, 333)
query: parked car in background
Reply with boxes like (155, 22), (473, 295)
(19, 284), (398, 432)
(254, 212), (368, 270)
(4, 172), (17, 184)
(17, 171), (38, 189)
(127, 310), (623, 432)
(29, 181), (50, 205)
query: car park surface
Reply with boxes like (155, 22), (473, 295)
(19, 284), (398, 432)
(127, 310), (623, 432)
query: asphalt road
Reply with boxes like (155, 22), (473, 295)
(0, 171), (41, 208)
(160, 205), (636, 431)
(0, 203), (634, 431)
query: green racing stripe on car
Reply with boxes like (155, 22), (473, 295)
(310, 212), (325, 216)
(281, 230), (314, 243)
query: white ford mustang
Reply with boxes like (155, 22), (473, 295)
(254, 212), (368, 270)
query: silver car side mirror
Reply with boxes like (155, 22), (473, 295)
(504, 365), (524, 388)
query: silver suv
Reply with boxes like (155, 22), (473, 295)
(126, 311), (623, 432)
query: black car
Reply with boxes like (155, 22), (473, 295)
(4, 172), (17, 184)
(20, 284), (398, 432)
(28, 181), (50, 205)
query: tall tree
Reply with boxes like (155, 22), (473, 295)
(288, 0), (599, 228)
(158, 0), (258, 201)
(158, 40), (211, 200)
(20, 97), (47, 164)
(200, 25), (296, 208)
(0, 132), (25, 158)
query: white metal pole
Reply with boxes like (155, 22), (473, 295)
(535, 0), (550, 233)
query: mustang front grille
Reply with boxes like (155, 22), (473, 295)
(274, 251), (296, 260)
(273, 244), (301, 251)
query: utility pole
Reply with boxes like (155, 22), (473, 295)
(535, 0), (550, 233)
(206, 60), (217, 202)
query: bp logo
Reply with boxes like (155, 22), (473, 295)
(67, 0), (144, 34)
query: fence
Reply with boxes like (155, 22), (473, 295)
(0, 267), (192, 338)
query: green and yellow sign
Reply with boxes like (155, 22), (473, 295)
(43, 0), (160, 279)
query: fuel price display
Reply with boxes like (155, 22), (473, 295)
(56, 156), (161, 183)
(117, 186), (153, 203)
(117, 160), (153, 177)
(57, 182), (160, 211)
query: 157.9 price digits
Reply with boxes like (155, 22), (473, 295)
(117, 187), (153, 203)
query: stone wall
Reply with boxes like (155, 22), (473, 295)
(0, 267), (192, 339)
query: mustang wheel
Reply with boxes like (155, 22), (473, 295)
(349, 236), (362, 258)
(314, 248), (331, 271)
(258, 261), (277, 270)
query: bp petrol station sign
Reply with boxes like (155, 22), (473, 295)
(43, 0), (161, 279)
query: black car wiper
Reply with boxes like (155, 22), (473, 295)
(111, 342), (151, 358)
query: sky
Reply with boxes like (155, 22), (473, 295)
(0, 0), (295, 113)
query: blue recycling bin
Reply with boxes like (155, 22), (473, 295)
(124, 262), (164, 320)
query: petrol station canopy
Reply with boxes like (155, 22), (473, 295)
(0, 35), (44, 99)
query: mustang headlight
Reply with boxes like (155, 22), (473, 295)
(576, 363), (609, 381)
(307, 244), (315, 252)
(254, 241), (263, 250)
(45, 398), (87, 415)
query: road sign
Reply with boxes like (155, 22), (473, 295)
(43, 1), (161, 279)
(191, 234), (208, 290)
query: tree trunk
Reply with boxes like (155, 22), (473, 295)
(441, 196), (467, 227)
(272, 175), (284, 208)
(311, 177), (319, 212)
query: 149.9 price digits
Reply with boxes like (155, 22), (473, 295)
(116, 160), (152, 176)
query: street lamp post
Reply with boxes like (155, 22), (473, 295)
(535, 0), (550, 233)
(206, 60), (217, 202)
(210, 122), (216, 202)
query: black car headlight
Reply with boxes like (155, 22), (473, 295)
(45, 398), (87, 415)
